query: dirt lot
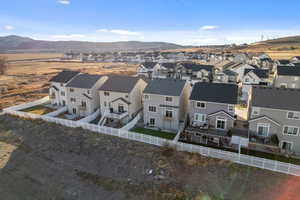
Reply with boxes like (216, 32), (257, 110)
(0, 54), (137, 109)
(0, 115), (300, 200)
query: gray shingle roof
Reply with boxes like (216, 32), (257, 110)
(190, 82), (238, 104)
(160, 62), (177, 69)
(252, 86), (300, 111)
(99, 76), (141, 93)
(181, 63), (214, 72)
(143, 79), (186, 96)
(49, 70), (80, 83)
(65, 73), (102, 89)
(223, 69), (238, 76)
(277, 66), (300, 76)
(244, 69), (269, 78)
(140, 62), (157, 69)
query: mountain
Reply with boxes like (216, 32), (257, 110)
(0, 35), (184, 53)
(230, 35), (300, 59)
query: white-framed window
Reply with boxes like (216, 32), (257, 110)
(144, 95), (149, 100)
(81, 101), (87, 107)
(280, 83), (287, 88)
(252, 107), (260, 116)
(216, 117), (226, 130)
(194, 113), (206, 122)
(70, 88), (74, 92)
(87, 90), (90, 94)
(104, 101), (107, 107)
(245, 77), (250, 83)
(257, 123), (269, 137)
(149, 118), (155, 126)
(148, 106), (156, 112)
(165, 110), (173, 118)
(196, 101), (206, 109)
(61, 91), (65, 96)
(228, 105), (234, 113)
(283, 126), (299, 136)
(165, 96), (173, 102)
(287, 111), (300, 120)
(104, 91), (110, 96)
(70, 97), (76, 102)
(281, 141), (293, 151)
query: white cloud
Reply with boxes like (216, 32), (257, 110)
(58, 0), (70, 5)
(200, 25), (219, 30)
(4, 25), (14, 30)
(96, 29), (141, 36)
(52, 34), (85, 39)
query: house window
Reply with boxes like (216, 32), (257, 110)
(104, 91), (110, 96)
(283, 126), (299, 136)
(287, 112), (300, 120)
(61, 91), (65, 96)
(149, 106), (156, 112)
(257, 123), (269, 137)
(104, 101), (107, 107)
(196, 101), (206, 109)
(245, 78), (250, 83)
(81, 101), (86, 107)
(282, 141), (293, 151)
(149, 118), (155, 126)
(165, 110), (173, 118)
(194, 113), (206, 122)
(70, 88), (74, 92)
(280, 83), (287, 88)
(118, 104), (125, 113)
(228, 105), (234, 113)
(165, 96), (173, 102)
(216, 118), (226, 130)
(70, 98), (76, 102)
(144, 95), (149, 100)
(87, 90), (90, 94)
(72, 108), (76, 114)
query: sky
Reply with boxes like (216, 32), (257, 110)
(1, 0), (300, 45)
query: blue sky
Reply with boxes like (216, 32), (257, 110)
(1, 0), (300, 45)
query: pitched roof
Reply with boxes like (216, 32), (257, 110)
(181, 63), (214, 72)
(244, 69), (269, 78)
(49, 70), (80, 83)
(140, 62), (157, 69)
(190, 82), (238, 104)
(251, 86), (300, 112)
(278, 59), (291, 65)
(99, 75), (141, 93)
(143, 79), (186, 96)
(65, 73), (102, 89)
(159, 62), (177, 69)
(248, 116), (281, 126)
(277, 66), (300, 76)
(223, 69), (238, 76)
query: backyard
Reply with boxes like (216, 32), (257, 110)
(131, 127), (176, 140)
(20, 105), (55, 115)
(0, 114), (300, 200)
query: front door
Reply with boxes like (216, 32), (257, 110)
(216, 119), (226, 130)
(118, 104), (124, 113)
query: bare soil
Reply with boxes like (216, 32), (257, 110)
(0, 115), (300, 200)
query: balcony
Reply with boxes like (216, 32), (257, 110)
(106, 110), (128, 120)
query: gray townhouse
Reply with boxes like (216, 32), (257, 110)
(143, 79), (191, 133)
(136, 62), (159, 79)
(214, 69), (238, 84)
(184, 83), (238, 147)
(274, 66), (300, 89)
(248, 86), (300, 155)
(179, 62), (214, 83)
(49, 70), (80, 106)
(65, 73), (108, 117)
(99, 76), (148, 126)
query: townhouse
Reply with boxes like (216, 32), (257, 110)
(49, 70), (80, 106)
(274, 66), (300, 89)
(179, 63), (214, 83)
(241, 68), (270, 101)
(183, 82), (239, 147)
(248, 86), (300, 155)
(214, 69), (238, 84)
(136, 62), (159, 78)
(99, 76), (148, 125)
(143, 79), (191, 132)
(65, 73), (108, 116)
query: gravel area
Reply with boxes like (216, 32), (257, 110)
(0, 115), (299, 200)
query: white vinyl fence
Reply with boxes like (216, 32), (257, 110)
(3, 100), (300, 177)
(3, 96), (50, 112)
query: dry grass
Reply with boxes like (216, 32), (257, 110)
(0, 54), (138, 109)
(0, 53), (63, 61)
(20, 105), (54, 115)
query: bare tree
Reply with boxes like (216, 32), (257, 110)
(0, 57), (8, 75)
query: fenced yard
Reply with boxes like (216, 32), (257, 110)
(3, 97), (300, 177)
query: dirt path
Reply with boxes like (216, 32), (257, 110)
(0, 115), (300, 200)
